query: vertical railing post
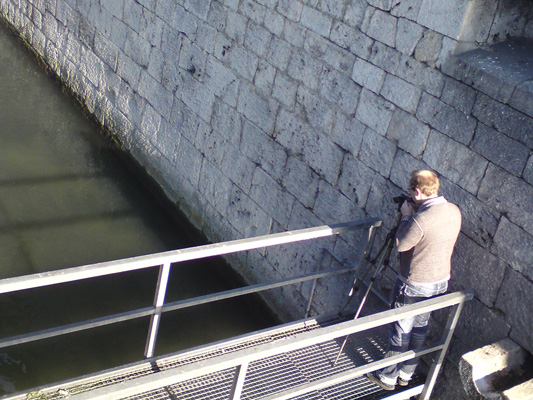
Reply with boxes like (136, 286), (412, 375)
(419, 301), (465, 400)
(229, 362), (248, 400)
(304, 251), (327, 318)
(144, 262), (172, 359)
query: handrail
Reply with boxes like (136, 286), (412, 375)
(0, 217), (473, 400)
(0, 218), (381, 294)
(66, 290), (474, 400)
(0, 218), (381, 360)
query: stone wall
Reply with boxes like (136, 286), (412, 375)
(1, 0), (532, 395)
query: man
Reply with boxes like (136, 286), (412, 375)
(366, 170), (461, 390)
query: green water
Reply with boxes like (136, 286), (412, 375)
(0, 21), (277, 394)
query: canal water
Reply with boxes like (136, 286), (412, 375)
(0, 21), (278, 394)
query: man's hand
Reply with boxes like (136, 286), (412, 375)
(401, 200), (415, 217)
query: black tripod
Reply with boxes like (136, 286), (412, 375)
(333, 215), (402, 366)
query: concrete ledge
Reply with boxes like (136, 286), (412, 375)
(459, 338), (533, 399)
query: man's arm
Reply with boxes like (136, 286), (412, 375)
(395, 200), (423, 252)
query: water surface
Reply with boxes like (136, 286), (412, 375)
(0, 20), (277, 394)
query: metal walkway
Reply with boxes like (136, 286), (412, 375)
(0, 219), (472, 400)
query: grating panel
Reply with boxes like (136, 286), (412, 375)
(20, 319), (420, 400)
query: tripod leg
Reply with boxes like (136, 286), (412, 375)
(332, 239), (394, 366)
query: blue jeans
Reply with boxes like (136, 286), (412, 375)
(377, 278), (448, 385)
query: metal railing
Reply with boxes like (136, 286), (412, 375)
(0, 218), (381, 360)
(65, 291), (473, 400)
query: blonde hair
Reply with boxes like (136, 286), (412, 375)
(409, 170), (439, 196)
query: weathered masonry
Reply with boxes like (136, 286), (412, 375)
(0, 0), (532, 397)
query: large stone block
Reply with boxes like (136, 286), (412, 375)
(365, 172), (403, 229)
(245, 22), (272, 58)
(176, 136), (203, 187)
(282, 156), (319, 209)
(359, 127), (397, 177)
(496, 268), (533, 354)
(423, 130), (488, 195)
(264, 9), (285, 36)
(478, 165), (533, 237)
(300, 5), (332, 37)
(227, 186), (272, 238)
(184, 0), (211, 20)
(450, 234), (506, 308)
(273, 72), (298, 108)
(439, 178), (499, 249)
(396, 54), (445, 97)
(221, 144), (256, 192)
(416, 93), (476, 145)
(472, 94), (533, 149)
(417, 0), (468, 39)
(211, 101), (242, 146)
(343, 0), (368, 29)
(229, 44), (259, 82)
(283, 19), (306, 47)
(365, 8), (397, 47)
(138, 70), (174, 120)
(389, 150), (429, 191)
(509, 80), (533, 118)
(204, 56), (239, 107)
(241, 120), (288, 182)
(250, 168), (295, 227)
(314, 181), (363, 224)
(319, 68), (360, 115)
(179, 36), (208, 82)
(395, 18), (424, 56)
(331, 112), (365, 156)
(369, 41), (401, 74)
(390, 0), (422, 20)
(169, 99), (201, 144)
(287, 200), (323, 231)
(275, 108), (309, 155)
(240, 0), (267, 25)
(356, 89), (395, 135)
(154, 120), (181, 164)
(266, 36), (292, 71)
(300, 129), (343, 185)
(380, 74), (422, 114)
(254, 60), (275, 97)
(492, 217), (533, 282)
(337, 156), (375, 208)
(386, 108), (429, 157)
(440, 77), (476, 114)
(330, 21), (374, 59)
(80, 46), (102, 87)
(525, 155), (533, 186)
(472, 123), (529, 177)
(225, 10), (246, 45)
(287, 49), (323, 90)
(351, 57), (385, 94)
(277, 0), (303, 21)
(198, 158), (233, 218)
(297, 86), (336, 134)
(124, 29), (151, 67)
(304, 31), (355, 74)
(179, 73), (215, 123)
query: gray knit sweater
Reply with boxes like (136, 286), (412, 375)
(395, 196), (462, 284)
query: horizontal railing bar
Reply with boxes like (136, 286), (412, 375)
(259, 346), (441, 400)
(0, 306), (155, 349)
(0, 219), (381, 295)
(162, 265), (357, 313)
(68, 291), (472, 400)
(0, 265), (359, 350)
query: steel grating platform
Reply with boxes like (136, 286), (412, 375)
(14, 318), (423, 400)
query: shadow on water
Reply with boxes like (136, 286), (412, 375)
(0, 19), (279, 394)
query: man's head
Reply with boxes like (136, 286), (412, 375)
(409, 170), (439, 201)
